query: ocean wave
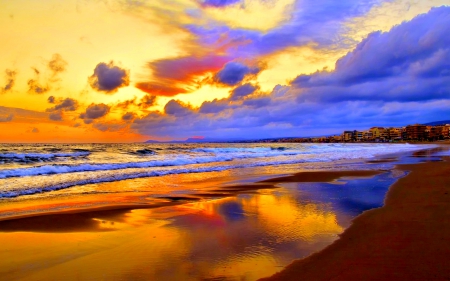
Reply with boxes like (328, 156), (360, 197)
(0, 155), (235, 179)
(134, 149), (156, 155)
(0, 149), (311, 178)
(190, 147), (291, 153)
(0, 151), (90, 164)
(0, 157), (340, 198)
(0, 143), (434, 178)
(0, 143), (437, 198)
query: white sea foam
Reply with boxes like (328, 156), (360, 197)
(0, 152), (90, 163)
(0, 149), (311, 178)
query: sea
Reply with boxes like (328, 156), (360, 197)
(0, 142), (435, 199)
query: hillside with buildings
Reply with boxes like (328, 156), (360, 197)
(249, 123), (450, 143)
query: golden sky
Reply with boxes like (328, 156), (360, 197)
(0, 0), (449, 142)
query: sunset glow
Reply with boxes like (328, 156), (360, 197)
(1, 0), (449, 142)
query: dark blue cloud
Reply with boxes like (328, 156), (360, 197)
(164, 100), (192, 116)
(215, 62), (258, 86)
(230, 83), (257, 100)
(46, 98), (79, 112)
(199, 99), (229, 114)
(202, 0), (240, 7)
(242, 97), (271, 108)
(122, 112), (136, 122)
(49, 111), (63, 121)
(293, 6), (450, 103)
(89, 62), (129, 93)
(80, 103), (110, 120)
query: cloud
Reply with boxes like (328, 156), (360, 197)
(292, 6), (450, 103)
(115, 98), (137, 109)
(28, 78), (49, 94)
(46, 98), (79, 112)
(136, 55), (229, 96)
(0, 106), (48, 124)
(27, 54), (68, 94)
(114, 95), (157, 110)
(1, 69), (16, 93)
(189, 0), (384, 60)
(215, 62), (259, 86)
(130, 7), (450, 139)
(49, 111), (63, 121)
(93, 121), (127, 132)
(138, 95), (157, 108)
(48, 53), (68, 79)
(79, 103), (110, 122)
(230, 83), (257, 100)
(0, 114), (13, 122)
(89, 62), (130, 93)
(199, 98), (230, 114)
(122, 112), (137, 122)
(164, 100), (193, 116)
(45, 97), (79, 121)
(201, 0), (241, 8)
(242, 97), (270, 108)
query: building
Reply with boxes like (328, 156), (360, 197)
(428, 126), (444, 140)
(342, 131), (354, 142)
(353, 130), (363, 141)
(406, 124), (427, 140)
(388, 127), (402, 140)
(442, 125), (450, 139)
(370, 127), (386, 140)
(363, 130), (373, 140)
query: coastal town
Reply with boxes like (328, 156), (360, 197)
(253, 123), (450, 143)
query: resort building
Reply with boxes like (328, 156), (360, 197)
(442, 125), (450, 138)
(369, 127), (387, 140)
(342, 131), (354, 142)
(388, 127), (402, 140)
(363, 130), (373, 140)
(353, 130), (364, 141)
(406, 124), (427, 140)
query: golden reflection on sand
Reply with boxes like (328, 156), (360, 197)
(0, 186), (345, 280)
(241, 194), (343, 242)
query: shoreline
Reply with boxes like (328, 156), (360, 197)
(260, 156), (450, 280)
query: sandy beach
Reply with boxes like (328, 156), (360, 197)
(0, 145), (448, 280)
(261, 155), (450, 280)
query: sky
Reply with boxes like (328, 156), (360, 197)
(0, 0), (449, 142)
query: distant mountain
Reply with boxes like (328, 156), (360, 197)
(144, 140), (161, 143)
(424, 120), (450, 126)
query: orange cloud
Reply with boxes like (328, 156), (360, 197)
(136, 55), (230, 96)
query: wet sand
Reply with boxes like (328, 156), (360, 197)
(0, 165), (393, 280)
(261, 157), (450, 281)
